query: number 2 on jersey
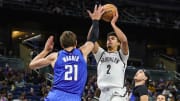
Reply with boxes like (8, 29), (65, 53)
(106, 64), (111, 74)
(65, 65), (78, 81)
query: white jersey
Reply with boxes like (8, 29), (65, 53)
(94, 47), (129, 90)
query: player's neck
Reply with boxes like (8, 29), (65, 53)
(107, 48), (117, 52)
(64, 46), (75, 52)
(135, 81), (145, 87)
(107, 47), (117, 52)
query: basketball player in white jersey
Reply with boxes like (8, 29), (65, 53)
(88, 7), (129, 101)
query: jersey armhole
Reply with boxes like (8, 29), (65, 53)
(118, 51), (125, 68)
(118, 51), (127, 88)
(97, 51), (105, 64)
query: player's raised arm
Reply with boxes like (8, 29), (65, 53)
(29, 36), (56, 70)
(111, 10), (129, 55)
(80, 4), (104, 57)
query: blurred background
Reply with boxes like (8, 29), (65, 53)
(0, 0), (180, 101)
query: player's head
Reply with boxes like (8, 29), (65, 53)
(134, 69), (150, 85)
(156, 94), (166, 101)
(106, 32), (120, 51)
(60, 31), (77, 48)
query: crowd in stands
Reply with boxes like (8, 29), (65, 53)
(0, 60), (179, 101)
(0, 64), (51, 101)
(1, 0), (180, 29)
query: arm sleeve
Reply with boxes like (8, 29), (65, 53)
(87, 20), (99, 43)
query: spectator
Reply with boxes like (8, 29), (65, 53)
(0, 89), (8, 101)
(156, 94), (166, 101)
(19, 92), (28, 101)
(7, 92), (13, 101)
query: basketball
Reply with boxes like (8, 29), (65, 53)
(101, 4), (117, 22)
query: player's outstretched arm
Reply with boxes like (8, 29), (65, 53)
(87, 25), (100, 54)
(29, 36), (56, 70)
(111, 10), (129, 55)
(80, 4), (104, 58)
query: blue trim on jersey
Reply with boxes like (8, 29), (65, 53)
(129, 93), (135, 101)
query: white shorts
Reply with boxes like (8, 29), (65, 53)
(99, 87), (128, 101)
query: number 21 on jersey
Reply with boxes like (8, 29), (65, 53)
(64, 65), (78, 81)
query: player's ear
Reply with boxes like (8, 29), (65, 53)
(61, 43), (64, 48)
(117, 41), (120, 45)
(117, 40), (120, 46)
(75, 40), (77, 47)
(144, 76), (148, 81)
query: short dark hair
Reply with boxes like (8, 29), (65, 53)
(60, 31), (77, 48)
(107, 31), (117, 37)
(143, 69), (150, 86)
(107, 32), (120, 42)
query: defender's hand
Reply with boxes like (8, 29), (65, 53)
(87, 4), (104, 20)
(44, 36), (54, 52)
